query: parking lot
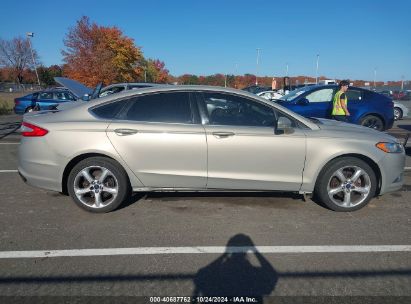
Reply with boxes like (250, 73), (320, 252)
(0, 114), (410, 299)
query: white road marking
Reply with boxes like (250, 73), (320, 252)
(405, 167), (411, 170)
(0, 170), (18, 173)
(0, 142), (19, 145)
(0, 245), (410, 259)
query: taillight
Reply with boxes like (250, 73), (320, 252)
(21, 122), (48, 137)
(14, 99), (20, 105)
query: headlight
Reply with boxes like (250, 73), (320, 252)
(376, 142), (404, 153)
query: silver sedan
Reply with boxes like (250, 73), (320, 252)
(18, 86), (405, 213)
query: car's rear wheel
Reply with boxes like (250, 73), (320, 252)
(67, 157), (130, 213)
(394, 107), (403, 120)
(360, 115), (384, 131)
(314, 157), (377, 212)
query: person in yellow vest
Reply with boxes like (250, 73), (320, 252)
(332, 80), (351, 122)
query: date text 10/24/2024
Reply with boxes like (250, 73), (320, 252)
(149, 296), (259, 303)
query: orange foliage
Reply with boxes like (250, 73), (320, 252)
(62, 16), (143, 87)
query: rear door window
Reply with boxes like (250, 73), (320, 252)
(346, 90), (362, 102)
(305, 88), (334, 103)
(123, 92), (194, 124)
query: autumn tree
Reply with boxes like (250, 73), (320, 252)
(62, 16), (143, 87)
(145, 59), (169, 83)
(38, 65), (63, 86)
(0, 37), (39, 84)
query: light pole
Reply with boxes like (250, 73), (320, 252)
(255, 48), (261, 85)
(374, 68), (377, 89)
(401, 75), (404, 91)
(315, 54), (319, 84)
(26, 32), (40, 86)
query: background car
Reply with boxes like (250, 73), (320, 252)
(98, 83), (161, 98)
(256, 90), (284, 101)
(13, 89), (77, 114)
(393, 100), (409, 120)
(18, 86), (404, 213)
(242, 85), (273, 94)
(275, 85), (394, 131)
(393, 90), (411, 101)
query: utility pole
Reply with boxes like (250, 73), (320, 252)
(256, 48), (261, 85)
(26, 32), (40, 86)
(315, 54), (319, 84)
(401, 75), (404, 91)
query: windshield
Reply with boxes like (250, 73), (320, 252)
(279, 86), (312, 102)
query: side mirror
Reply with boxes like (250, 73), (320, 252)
(297, 98), (309, 105)
(275, 116), (294, 134)
(82, 94), (91, 101)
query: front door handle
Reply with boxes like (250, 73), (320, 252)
(212, 131), (235, 138)
(114, 128), (138, 136)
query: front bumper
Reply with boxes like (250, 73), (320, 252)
(378, 151), (406, 195)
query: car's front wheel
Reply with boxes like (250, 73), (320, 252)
(314, 157), (377, 211)
(25, 106), (33, 113)
(67, 157), (130, 213)
(360, 115), (384, 131)
(394, 107), (403, 120)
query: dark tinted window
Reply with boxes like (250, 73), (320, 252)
(202, 92), (275, 127)
(346, 90), (362, 101)
(92, 100), (128, 119)
(125, 92), (193, 123)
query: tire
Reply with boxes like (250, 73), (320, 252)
(25, 107), (33, 113)
(394, 107), (403, 120)
(314, 157), (377, 212)
(67, 157), (130, 213)
(360, 115), (384, 131)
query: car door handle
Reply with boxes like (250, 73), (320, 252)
(212, 132), (235, 138)
(114, 128), (138, 136)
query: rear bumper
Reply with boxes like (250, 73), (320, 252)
(18, 161), (62, 192)
(18, 138), (64, 192)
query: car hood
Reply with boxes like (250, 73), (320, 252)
(314, 118), (398, 142)
(54, 77), (93, 98)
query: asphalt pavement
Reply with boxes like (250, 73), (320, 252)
(0, 114), (410, 301)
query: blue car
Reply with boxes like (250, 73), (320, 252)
(13, 89), (77, 114)
(275, 85), (394, 131)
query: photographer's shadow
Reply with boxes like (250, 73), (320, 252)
(193, 234), (277, 302)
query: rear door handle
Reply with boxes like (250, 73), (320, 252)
(212, 131), (235, 138)
(114, 128), (138, 136)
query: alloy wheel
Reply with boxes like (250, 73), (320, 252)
(73, 166), (119, 209)
(327, 166), (372, 208)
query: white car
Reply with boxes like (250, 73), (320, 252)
(257, 90), (284, 101)
(393, 101), (409, 120)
